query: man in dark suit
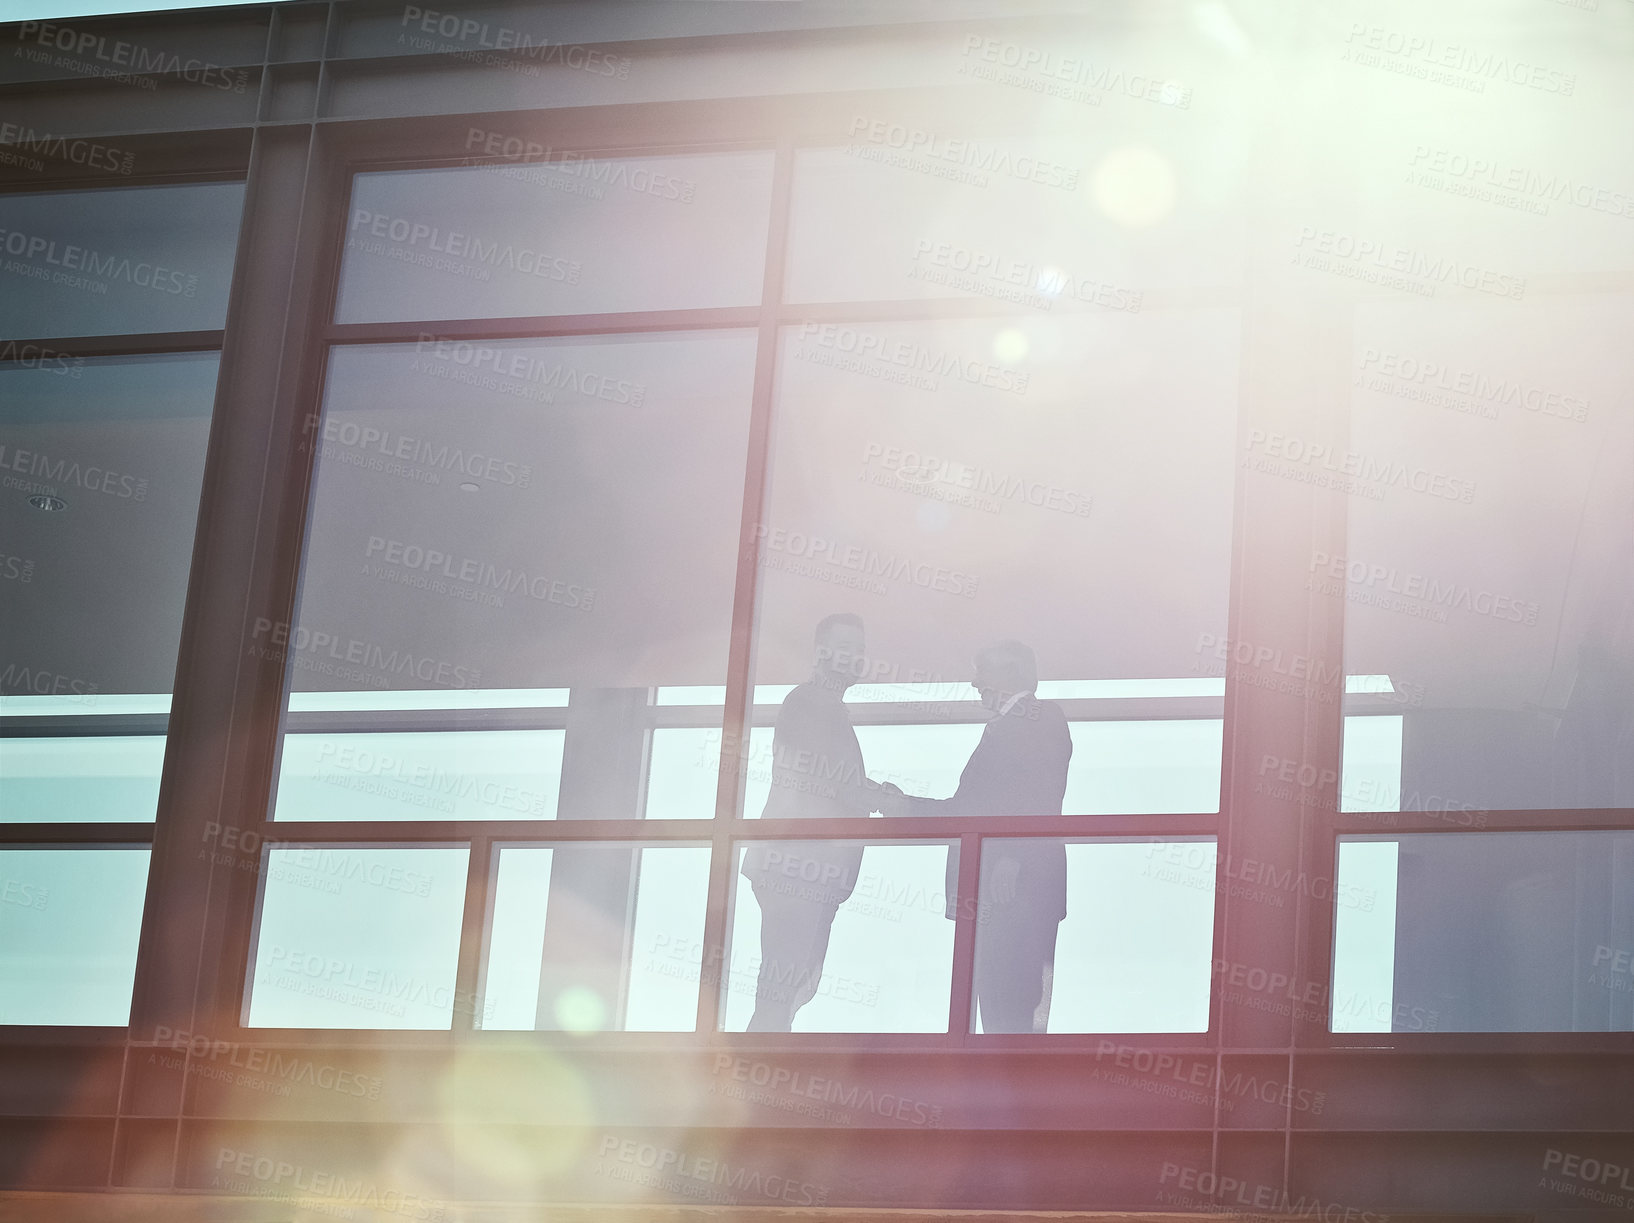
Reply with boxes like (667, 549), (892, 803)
(740, 613), (895, 1031)
(883, 640), (1071, 1033)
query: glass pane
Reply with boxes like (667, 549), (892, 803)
(0, 181), (243, 337)
(749, 313), (1235, 815)
(1063, 720), (1222, 814)
(479, 842), (711, 1031)
(786, 123), (1241, 304)
(336, 152), (773, 322)
(1, 352), (221, 822)
(273, 730), (564, 822)
(0, 736), (165, 823)
(245, 845), (470, 1030)
(275, 332), (756, 821)
(974, 838), (1215, 1033)
(1341, 296), (1634, 810)
(725, 840), (955, 1033)
(0, 846), (150, 1025)
(1334, 832), (1634, 1032)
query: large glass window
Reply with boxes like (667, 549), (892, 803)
(1340, 296), (1634, 813)
(1333, 832), (1634, 1032)
(0, 181), (243, 1026)
(336, 153), (774, 322)
(255, 121), (1235, 1039)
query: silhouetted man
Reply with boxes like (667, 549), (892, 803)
(740, 613), (894, 1031)
(884, 640), (1071, 1033)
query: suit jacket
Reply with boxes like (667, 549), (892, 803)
(740, 681), (870, 906)
(907, 695), (1072, 922)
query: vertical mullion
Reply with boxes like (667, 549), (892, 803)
(948, 832), (980, 1044)
(696, 134), (798, 1035)
(452, 835), (492, 1032)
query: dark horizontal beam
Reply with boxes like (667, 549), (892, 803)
(257, 814), (1216, 840)
(0, 332), (222, 359)
(324, 307), (760, 344)
(0, 824), (153, 844)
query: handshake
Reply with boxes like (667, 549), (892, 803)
(872, 781), (914, 817)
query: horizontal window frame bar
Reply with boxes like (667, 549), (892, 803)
(322, 307), (760, 344)
(0, 824), (154, 844)
(259, 815), (1219, 839)
(0, 715), (170, 737)
(1324, 809), (1634, 834)
(0, 331), (223, 359)
(318, 295), (1252, 346)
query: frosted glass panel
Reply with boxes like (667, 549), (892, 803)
(0, 847), (150, 1025)
(246, 846), (470, 1030)
(273, 730), (564, 822)
(0, 736), (164, 822)
(479, 843), (710, 1031)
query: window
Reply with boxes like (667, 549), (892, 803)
(249, 123), (1236, 1040)
(0, 181), (245, 1026)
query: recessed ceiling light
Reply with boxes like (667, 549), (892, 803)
(28, 494), (66, 512)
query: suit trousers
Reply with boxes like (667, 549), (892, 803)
(974, 903), (1061, 1033)
(746, 876), (841, 1032)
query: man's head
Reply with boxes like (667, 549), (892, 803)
(813, 613), (866, 689)
(972, 640), (1037, 711)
